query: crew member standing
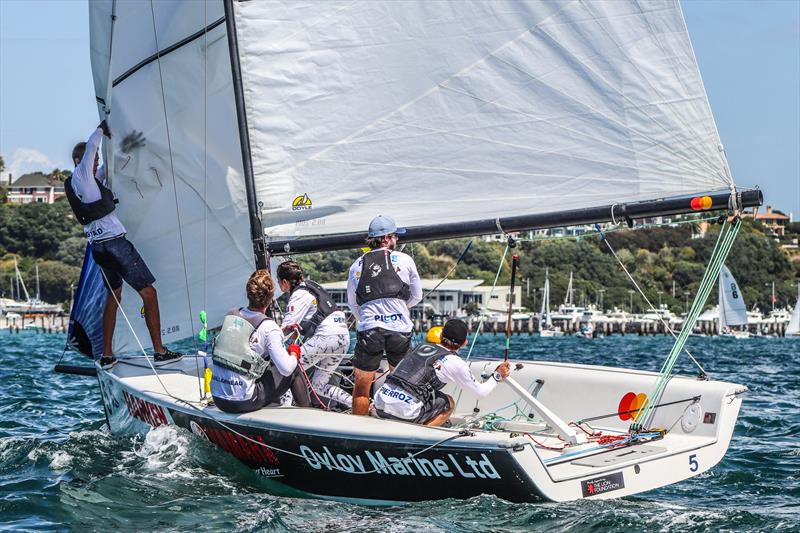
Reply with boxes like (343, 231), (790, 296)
(346, 215), (422, 416)
(65, 121), (181, 369)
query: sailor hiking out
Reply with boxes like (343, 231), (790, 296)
(277, 261), (352, 409)
(346, 215), (422, 416)
(66, 121), (181, 369)
(211, 270), (310, 413)
(375, 319), (510, 426)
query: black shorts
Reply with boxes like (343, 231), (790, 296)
(354, 328), (412, 371)
(91, 235), (155, 292)
(377, 390), (452, 424)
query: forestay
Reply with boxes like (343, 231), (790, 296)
(230, 0), (734, 242)
(88, 0), (254, 355)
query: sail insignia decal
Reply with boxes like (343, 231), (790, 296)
(292, 194), (313, 211)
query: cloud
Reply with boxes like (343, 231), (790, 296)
(6, 148), (65, 181)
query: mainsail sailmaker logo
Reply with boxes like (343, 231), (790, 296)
(292, 194), (313, 211)
(618, 392), (648, 421)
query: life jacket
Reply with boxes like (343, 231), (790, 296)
(64, 175), (118, 225)
(386, 342), (451, 403)
(291, 280), (336, 338)
(212, 308), (270, 379)
(355, 249), (410, 305)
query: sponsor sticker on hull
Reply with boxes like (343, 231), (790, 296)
(581, 471), (625, 498)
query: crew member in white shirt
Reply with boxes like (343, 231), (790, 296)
(211, 270), (310, 413)
(65, 121), (181, 369)
(346, 215), (422, 416)
(277, 260), (352, 409)
(374, 319), (510, 426)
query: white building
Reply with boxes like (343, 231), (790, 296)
(320, 278), (522, 317)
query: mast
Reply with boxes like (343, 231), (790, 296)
(267, 189), (763, 255)
(223, 0), (267, 270)
(35, 263), (40, 301)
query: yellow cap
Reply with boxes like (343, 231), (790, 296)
(426, 326), (443, 344)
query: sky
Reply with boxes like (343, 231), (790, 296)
(1, 0), (798, 217)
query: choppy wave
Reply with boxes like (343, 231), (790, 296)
(0, 333), (798, 531)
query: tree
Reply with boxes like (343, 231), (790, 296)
(49, 168), (72, 183)
(0, 154), (6, 203)
(56, 236), (88, 267)
(26, 260), (81, 304)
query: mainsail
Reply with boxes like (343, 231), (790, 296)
(718, 265), (747, 329)
(84, 0), (759, 354)
(231, 0), (735, 242)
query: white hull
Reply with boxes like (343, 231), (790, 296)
(539, 329), (565, 338)
(720, 330), (750, 339)
(96, 355), (745, 503)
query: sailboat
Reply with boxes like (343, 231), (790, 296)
(539, 269), (563, 337)
(786, 284), (800, 337)
(57, 0), (763, 503)
(1, 258), (62, 316)
(550, 272), (584, 324)
(718, 266), (750, 339)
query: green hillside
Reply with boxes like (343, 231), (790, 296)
(1, 199), (797, 313)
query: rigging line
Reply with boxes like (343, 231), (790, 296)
(576, 395), (700, 424)
(98, 268), (180, 401)
(638, 219), (740, 428)
(454, 244), (510, 409)
(517, 215), (717, 243)
(421, 240), (473, 301)
(148, 1), (200, 385)
(593, 223), (708, 376)
(198, 0), (211, 402)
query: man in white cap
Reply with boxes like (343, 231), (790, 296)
(346, 215), (422, 416)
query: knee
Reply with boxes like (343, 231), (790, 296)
(108, 288), (122, 304)
(139, 285), (156, 300)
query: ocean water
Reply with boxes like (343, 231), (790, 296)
(1, 332), (798, 532)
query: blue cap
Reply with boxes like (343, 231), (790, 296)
(367, 215), (406, 238)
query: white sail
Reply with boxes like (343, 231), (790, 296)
(787, 285), (800, 336)
(230, 0), (733, 241)
(540, 271), (552, 327)
(718, 266), (747, 329)
(89, 1), (255, 354)
(564, 272), (573, 306)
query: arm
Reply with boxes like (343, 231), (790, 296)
(281, 290), (313, 330)
(73, 128), (104, 185)
(264, 328), (297, 376)
(436, 355), (497, 398)
(405, 256), (423, 308)
(346, 261), (360, 319)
